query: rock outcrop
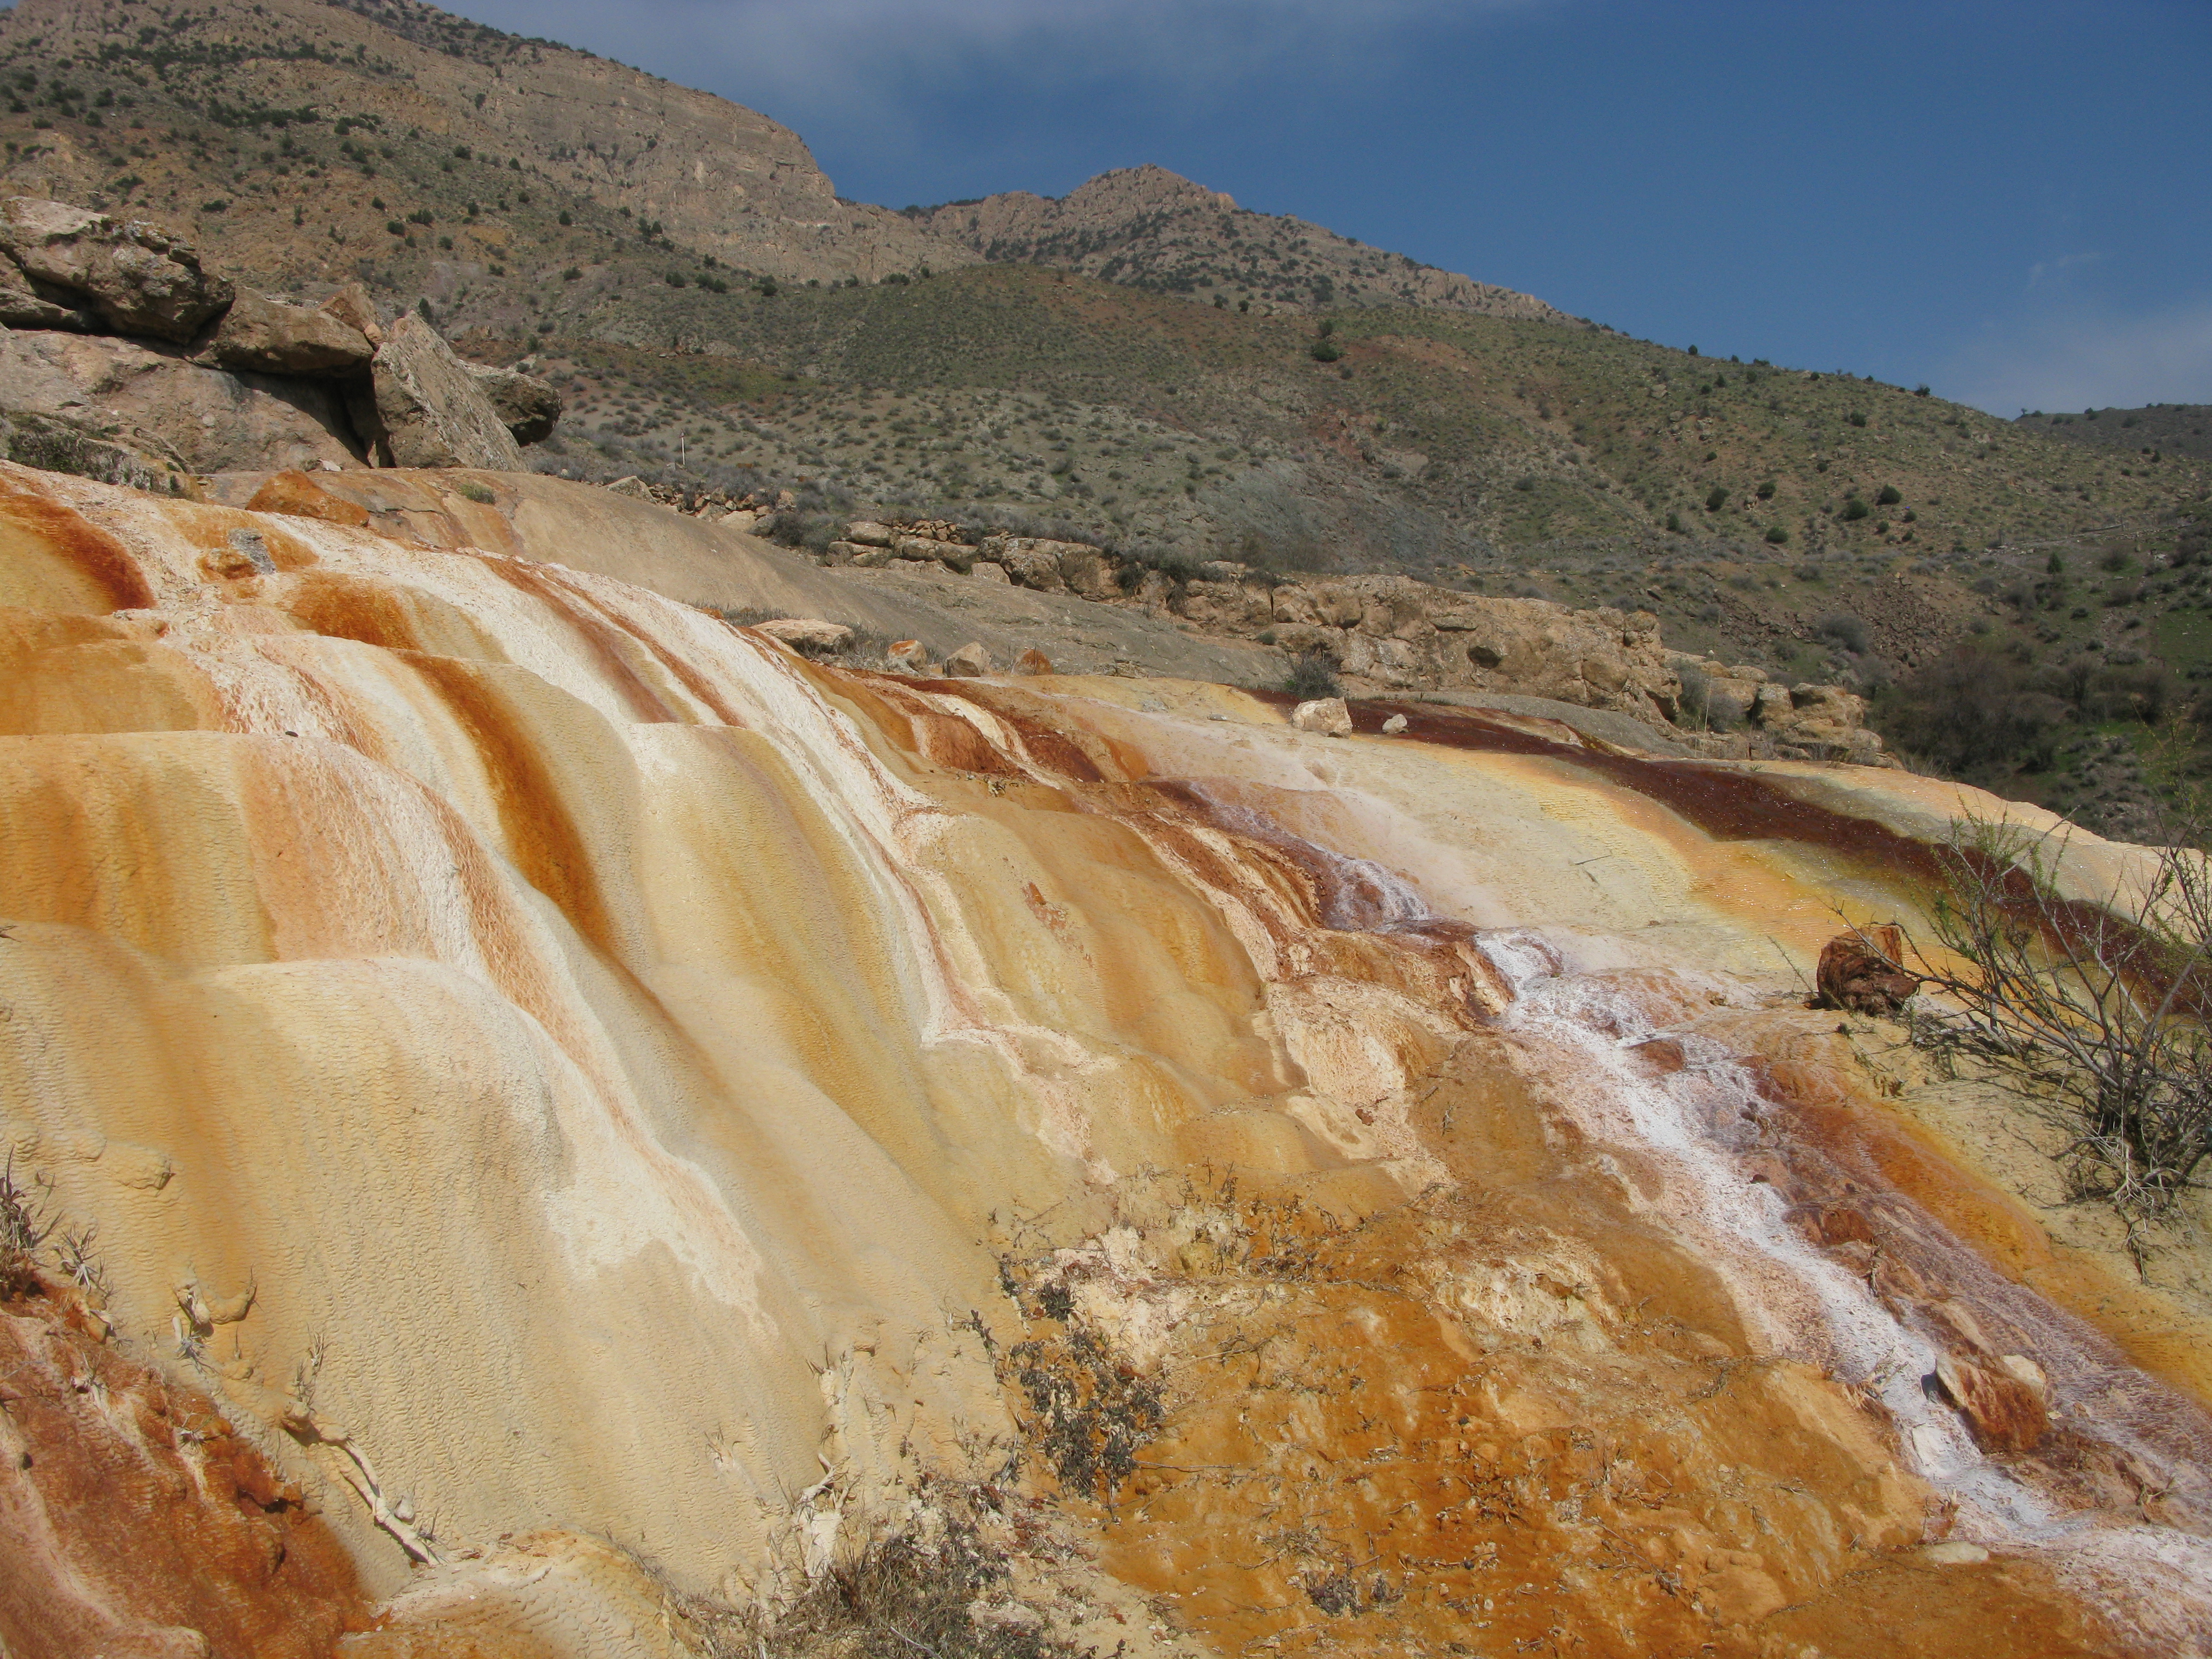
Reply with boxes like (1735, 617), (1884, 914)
(464, 361), (564, 445)
(822, 517), (1890, 755)
(197, 288), (377, 377)
(1, 324), (362, 477)
(0, 196), (232, 341)
(360, 315), (526, 471)
(0, 197), (559, 477)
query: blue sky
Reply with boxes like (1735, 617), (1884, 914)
(409, 2), (2209, 413)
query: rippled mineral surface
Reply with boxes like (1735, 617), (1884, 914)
(1, 459), (2207, 1657)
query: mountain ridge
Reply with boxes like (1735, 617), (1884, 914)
(906, 162), (1576, 323)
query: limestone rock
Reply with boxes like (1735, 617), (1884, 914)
(607, 476), (654, 500)
(319, 280), (385, 347)
(844, 519), (896, 547)
(200, 289), (375, 377)
(990, 541), (1071, 594)
(943, 641), (994, 677)
(366, 315), (525, 471)
(972, 560), (1012, 585)
(1017, 648), (1055, 675)
(463, 362), (563, 444)
(886, 638), (927, 671)
(0, 197), (232, 342)
(1292, 696), (1353, 736)
(1, 324), (357, 474)
(1998, 1353), (2052, 1405)
(753, 617), (853, 654)
(1936, 1352), (2049, 1454)
(1921, 1542), (1991, 1567)
(1812, 926), (1918, 1016)
(894, 535), (974, 573)
(1381, 713), (1408, 734)
(0, 247), (95, 331)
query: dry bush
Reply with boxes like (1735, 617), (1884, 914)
(0, 1149), (54, 1300)
(676, 1479), (1090, 1659)
(1902, 816), (2212, 1248)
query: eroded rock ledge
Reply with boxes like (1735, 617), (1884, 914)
(0, 196), (560, 483)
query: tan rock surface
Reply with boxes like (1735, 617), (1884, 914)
(1, 322), (360, 474)
(0, 195), (233, 342)
(366, 315), (526, 471)
(200, 288), (375, 377)
(1, 460), (2205, 1656)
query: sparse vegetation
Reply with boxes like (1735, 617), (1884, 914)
(0, 1148), (53, 1299)
(1282, 650), (1343, 701)
(1905, 815), (2212, 1251)
(675, 1481), (1086, 1659)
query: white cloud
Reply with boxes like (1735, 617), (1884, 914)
(1940, 300), (2212, 415)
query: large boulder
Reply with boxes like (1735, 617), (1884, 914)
(463, 362), (562, 444)
(0, 246), (95, 331)
(1292, 697), (1353, 737)
(0, 197), (233, 342)
(753, 617), (852, 654)
(199, 290), (374, 377)
(363, 316), (524, 471)
(0, 323), (357, 474)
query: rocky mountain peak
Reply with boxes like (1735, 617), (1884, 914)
(910, 161), (1573, 321)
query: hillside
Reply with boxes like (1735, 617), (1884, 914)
(2016, 403), (2212, 462)
(906, 163), (1574, 322)
(0, 0), (966, 285)
(3, 0), (2210, 836)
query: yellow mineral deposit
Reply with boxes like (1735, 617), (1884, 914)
(1, 458), (2207, 1656)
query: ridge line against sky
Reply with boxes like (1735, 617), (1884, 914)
(17, 0), (2212, 414)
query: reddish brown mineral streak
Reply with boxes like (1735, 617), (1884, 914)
(0, 1279), (368, 1658)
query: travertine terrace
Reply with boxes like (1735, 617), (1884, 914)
(1, 459), (2209, 1655)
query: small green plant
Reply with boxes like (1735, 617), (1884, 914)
(1765, 525), (1791, 545)
(455, 479), (495, 504)
(1848, 410), (1869, 427)
(562, 266), (580, 281)
(1282, 651), (1342, 701)
(1310, 338), (1343, 363)
(1815, 610), (1870, 654)
(1705, 486), (1728, 512)
(1876, 484), (1903, 505)
(1756, 479), (1777, 500)
(1841, 497), (1870, 522)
